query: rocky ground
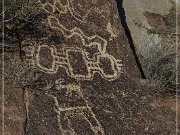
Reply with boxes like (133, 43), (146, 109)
(123, 0), (173, 48)
(0, 0), (179, 135)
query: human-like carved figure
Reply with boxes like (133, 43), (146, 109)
(24, 0), (123, 134)
(47, 80), (105, 135)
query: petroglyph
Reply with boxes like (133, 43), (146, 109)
(22, 41), (123, 81)
(107, 22), (119, 38)
(47, 80), (105, 135)
(38, 0), (90, 23)
(25, 0), (124, 81)
(47, 15), (107, 53)
(23, 0), (124, 134)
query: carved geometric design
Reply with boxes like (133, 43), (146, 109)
(26, 0), (124, 81)
(22, 41), (123, 81)
(24, 0), (124, 134)
(39, 0), (89, 23)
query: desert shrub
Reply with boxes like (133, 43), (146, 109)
(1, 0), (34, 31)
(146, 28), (161, 35)
(136, 2), (178, 91)
(164, 1), (176, 36)
(138, 36), (177, 91)
(0, 0), (36, 56)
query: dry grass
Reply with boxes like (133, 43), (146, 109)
(137, 39), (177, 91)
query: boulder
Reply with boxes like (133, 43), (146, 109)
(1, 0), (178, 134)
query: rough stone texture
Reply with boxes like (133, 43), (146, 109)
(0, 81), (26, 135)
(123, 0), (173, 48)
(0, 53), (26, 135)
(1, 0), (179, 135)
(3, 81), (26, 135)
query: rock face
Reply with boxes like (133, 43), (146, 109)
(0, 53), (27, 135)
(3, 81), (26, 135)
(1, 0), (178, 135)
(22, 0), (142, 134)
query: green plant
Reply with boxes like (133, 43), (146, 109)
(135, 22), (161, 35)
(164, 1), (176, 35)
(0, 0), (35, 59)
(146, 28), (161, 35)
(1, 0), (34, 31)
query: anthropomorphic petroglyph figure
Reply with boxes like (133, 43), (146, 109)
(23, 0), (124, 134)
(47, 79), (105, 135)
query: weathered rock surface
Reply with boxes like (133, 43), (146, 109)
(123, 0), (173, 48)
(3, 81), (26, 135)
(1, 0), (179, 135)
(0, 54), (26, 135)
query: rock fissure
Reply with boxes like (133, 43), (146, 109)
(115, 0), (146, 79)
(23, 89), (29, 135)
